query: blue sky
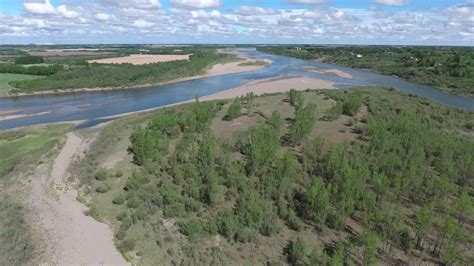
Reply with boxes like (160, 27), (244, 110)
(0, 0), (473, 45)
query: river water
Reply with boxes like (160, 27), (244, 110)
(1, 49), (473, 130)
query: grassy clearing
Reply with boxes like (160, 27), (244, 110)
(0, 124), (72, 178)
(0, 73), (41, 92)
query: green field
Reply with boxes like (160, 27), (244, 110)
(0, 73), (41, 92)
(75, 87), (473, 265)
(0, 124), (71, 177)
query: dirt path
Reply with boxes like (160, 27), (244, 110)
(28, 132), (128, 265)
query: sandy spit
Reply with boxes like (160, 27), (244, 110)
(1, 54), (272, 99)
(303, 66), (353, 79)
(28, 132), (128, 265)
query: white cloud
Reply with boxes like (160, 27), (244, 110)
(133, 19), (154, 28)
(23, 0), (56, 15)
(374, 0), (409, 6)
(57, 5), (79, 19)
(94, 13), (113, 21)
(170, 0), (220, 9)
(101, 0), (161, 10)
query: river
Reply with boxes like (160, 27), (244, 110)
(1, 49), (473, 130)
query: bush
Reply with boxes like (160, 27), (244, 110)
(95, 170), (108, 181)
(286, 237), (307, 265)
(290, 103), (317, 144)
(112, 195), (125, 205)
(180, 218), (202, 238)
(224, 100), (241, 121)
(342, 93), (363, 116)
(95, 184), (110, 193)
(287, 211), (305, 231)
(126, 197), (140, 208)
(287, 89), (304, 107)
(119, 239), (136, 253)
(236, 227), (258, 242)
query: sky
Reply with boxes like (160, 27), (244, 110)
(0, 0), (473, 45)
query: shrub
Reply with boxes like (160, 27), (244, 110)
(287, 89), (304, 107)
(126, 197), (140, 208)
(268, 110), (284, 134)
(236, 227), (258, 243)
(95, 170), (108, 181)
(95, 185), (110, 193)
(112, 195), (125, 205)
(286, 237), (307, 265)
(290, 103), (317, 144)
(180, 218), (203, 238)
(224, 100), (241, 121)
(287, 211), (305, 231)
(342, 93), (363, 116)
(119, 239), (136, 253)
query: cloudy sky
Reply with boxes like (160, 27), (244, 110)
(0, 0), (473, 45)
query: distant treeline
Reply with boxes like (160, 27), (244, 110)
(258, 46), (474, 97)
(0, 64), (63, 76)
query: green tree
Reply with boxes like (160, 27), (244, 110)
(360, 230), (379, 265)
(286, 237), (306, 265)
(290, 103), (317, 144)
(414, 204), (434, 249)
(287, 89), (304, 107)
(306, 178), (331, 225)
(224, 100), (242, 121)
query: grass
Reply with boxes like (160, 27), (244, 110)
(0, 124), (72, 178)
(0, 73), (41, 92)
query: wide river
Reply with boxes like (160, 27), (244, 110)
(1, 49), (473, 130)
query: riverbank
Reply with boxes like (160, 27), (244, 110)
(0, 54), (272, 99)
(97, 75), (334, 120)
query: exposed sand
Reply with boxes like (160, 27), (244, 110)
(201, 75), (334, 101)
(206, 56), (272, 77)
(304, 66), (353, 79)
(28, 132), (128, 265)
(88, 54), (192, 65)
(0, 111), (51, 121)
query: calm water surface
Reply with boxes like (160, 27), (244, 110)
(1, 49), (473, 130)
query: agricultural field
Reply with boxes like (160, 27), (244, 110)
(73, 87), (473, 265)
(258, 46), (474, 97)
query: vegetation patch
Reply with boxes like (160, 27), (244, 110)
(81, 87), (473, 265)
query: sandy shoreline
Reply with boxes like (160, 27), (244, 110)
(98, 75), (334, 120)
(0, 53), (273, 99)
